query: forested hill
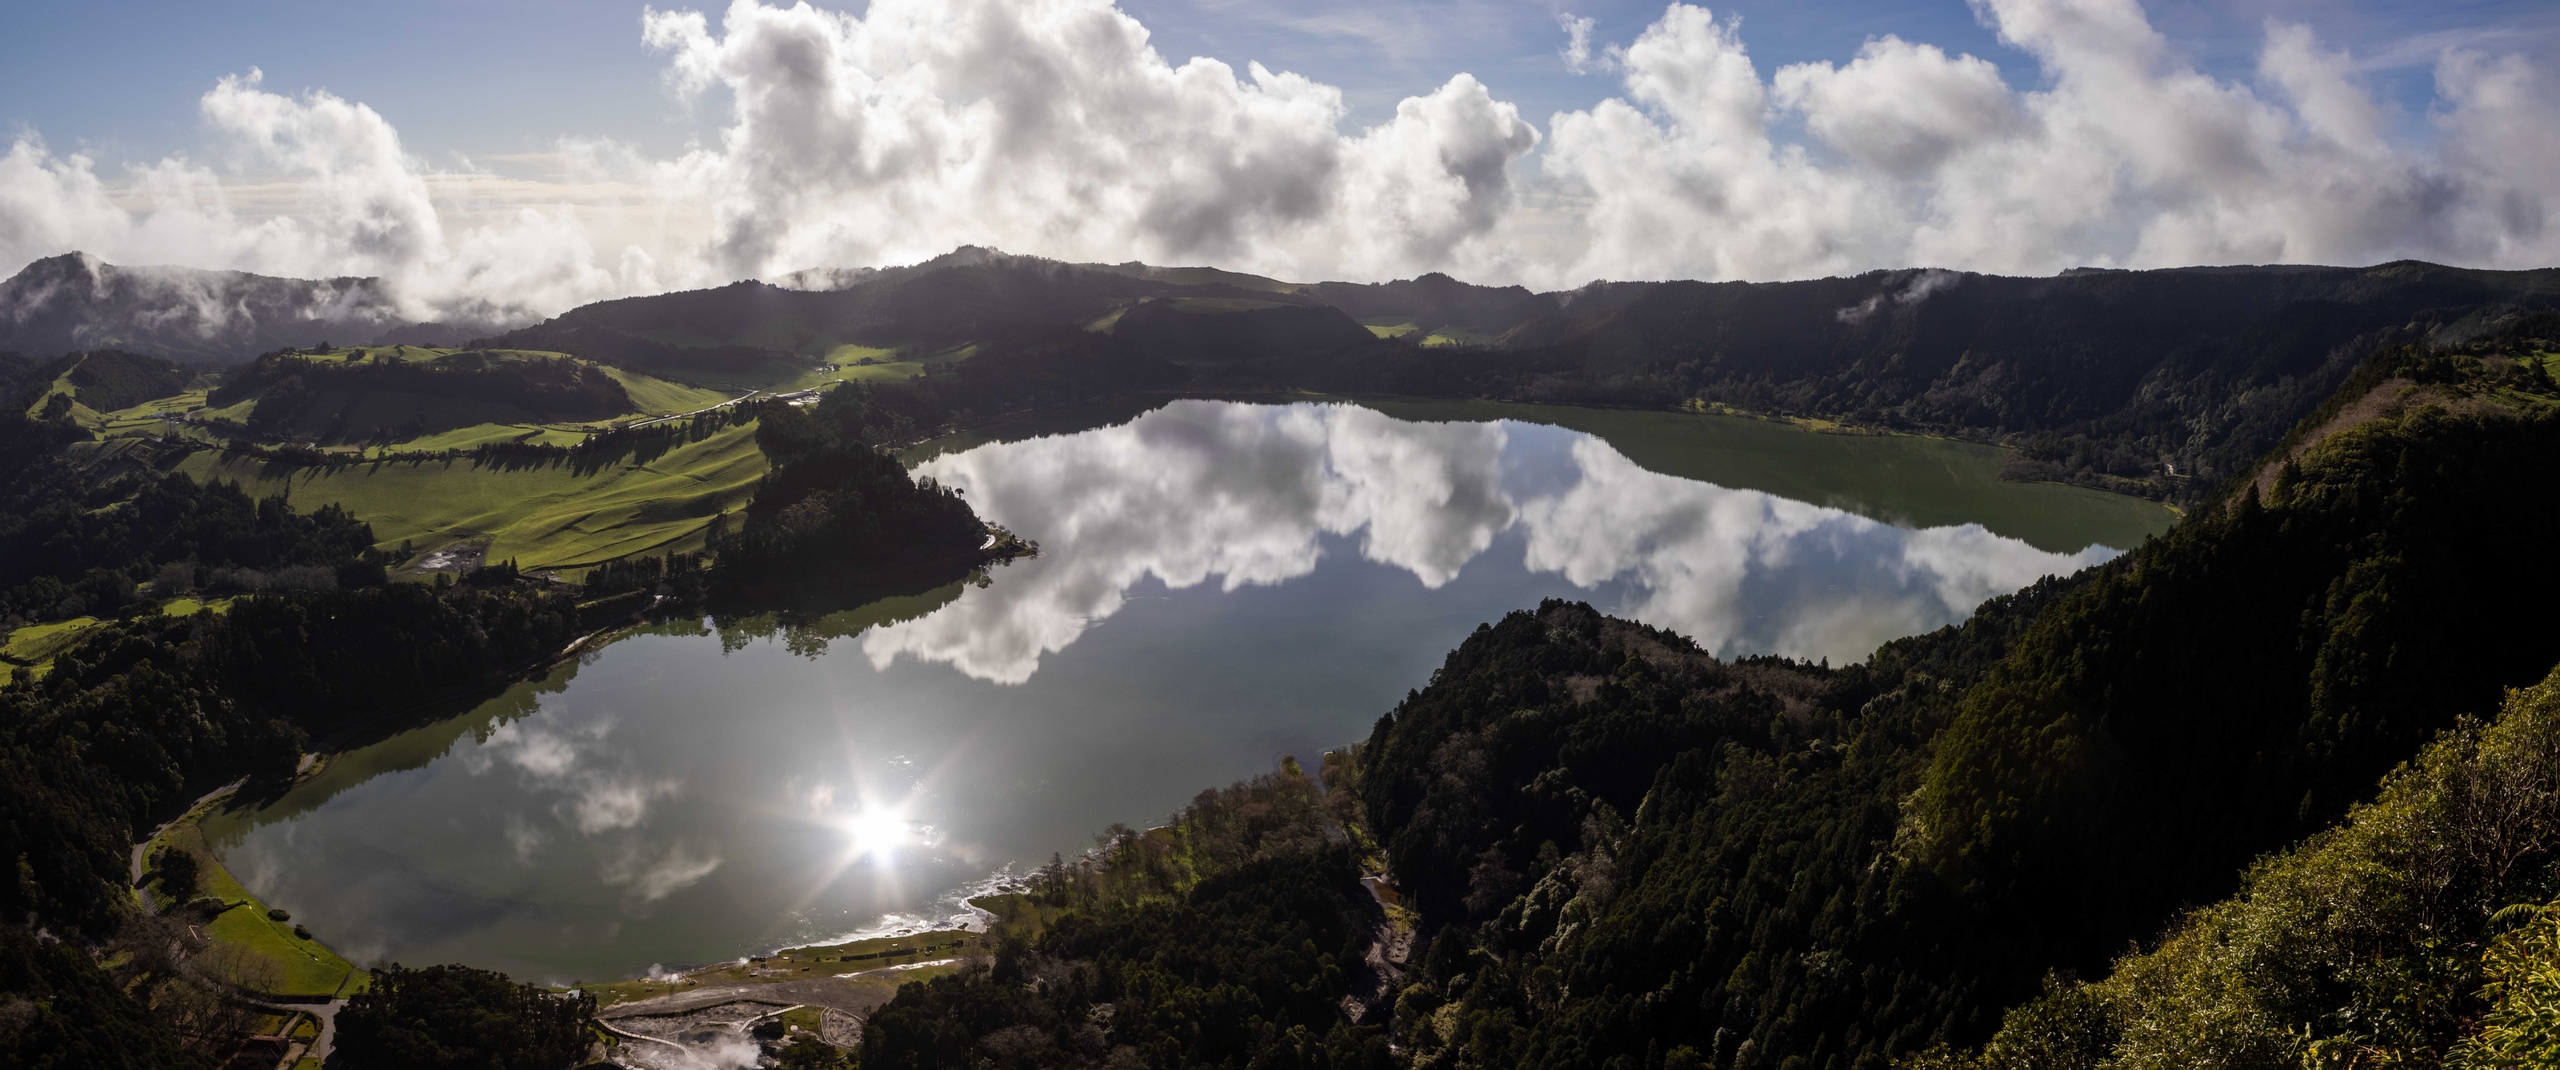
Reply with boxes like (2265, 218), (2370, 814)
(21, 245), (2560, 501)
(595, 318), (2560, 1070)
(1307, 262), (2560, 499)
(481, 251), (2560, 502)
(1347, 342), (2560, 1067)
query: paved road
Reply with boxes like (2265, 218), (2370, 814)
(597, 960), (958, 1021)
(253, 998), (344, 1067)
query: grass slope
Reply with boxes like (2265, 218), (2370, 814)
(174, 422), (769, 570)
(0, 599), (226, 684)
(145, 796), (366, 1000)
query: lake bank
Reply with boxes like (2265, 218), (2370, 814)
(199, 398), (2148, 987)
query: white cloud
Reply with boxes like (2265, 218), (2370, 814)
(1560, 14), (1603, 76)
(1772, 36), (2019, 178)
(2, 0), (2558, 324)
(856, 400), (2104, 678)
(603, 843), (724, 901)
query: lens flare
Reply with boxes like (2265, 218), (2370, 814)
(838, 808), (913, 863)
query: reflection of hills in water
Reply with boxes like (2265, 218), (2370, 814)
(206, 399), (2131, 982)
(206, 673), (570, 840)
(849, 400), (2115, 682)
(706, 581), (972, 658)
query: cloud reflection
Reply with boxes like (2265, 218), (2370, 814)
(864, 401), (2113, 679)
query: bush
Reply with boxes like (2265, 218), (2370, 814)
(1953, 662), (2560, 1066)
(150, 848), (199, 905)
(333, 963), (595, 1070)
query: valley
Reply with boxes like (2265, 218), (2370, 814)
(6, 251), (2560, 1070)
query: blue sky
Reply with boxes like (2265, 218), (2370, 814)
(7, 0), (2560, 308)
(8, 0), (2554, 166)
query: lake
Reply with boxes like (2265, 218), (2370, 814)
(205, 399), (2165, 983)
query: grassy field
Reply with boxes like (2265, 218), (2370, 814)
(145, 794), (367, 999)
(1167, 296), (1290, 313)
(173, 421), (770, 571)
(85, 347), (753, 455)
(1358, 317), (1421, 339)
(599, 366), (737, 416)
(1, 615), (105, 684)
(1416, 325), (1499, 347)
(0, 599), (234, 684)
(645, 346), (920, 395)
(1356, 398), (2178, 554)
(37, 346), (796, 577)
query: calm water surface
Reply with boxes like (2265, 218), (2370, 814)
(208, 400), (2127, 982)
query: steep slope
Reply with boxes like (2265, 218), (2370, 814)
(496, 252), (2560, 504)
(1930, 665), (2560, 1068)
(1314, 262), (2560, 499)
(11, 350), (193, 418)
(1350, 342), (2560, 1069)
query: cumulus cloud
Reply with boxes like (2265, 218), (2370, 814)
(857, 400), (2103, 678)
(857, 401), (1514, 682)
(1, 0), (2557, 323)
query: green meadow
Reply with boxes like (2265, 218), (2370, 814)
(174, 421), (770, 571)
(145, 796), (367, 999)
(1357, 398), (2177, 554)
(40, 345), (832, 574)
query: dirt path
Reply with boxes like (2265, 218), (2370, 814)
(626, 389), (763, 429)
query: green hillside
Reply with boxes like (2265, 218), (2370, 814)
(175, 420), (769, 571)
(6, 346), (804, 577)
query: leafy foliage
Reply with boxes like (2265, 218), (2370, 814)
(0, 581), (583, 931)
(1912, 347), (2560, 978)
(0, 441), (380, 624)
(1351, 344), (2560, 1069)
(711, 402), (988, 585)
(209, 348), (634, 422)
(1934, 662), (2560, 1068)
(2458, 902), (2560, 1069)
(858, 763), (1397, 1070)
(333, 962), (595, 1070)
(0, 927), (212, 1070)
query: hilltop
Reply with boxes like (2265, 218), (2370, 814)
(458, 252), (2560, 502)
(0, 253), (483, 364)
(21, 247), (2560, 500)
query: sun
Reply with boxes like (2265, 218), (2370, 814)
(838, 808), (912, 863)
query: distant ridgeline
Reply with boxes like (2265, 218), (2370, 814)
(0, 252), (473, 363)
(14, 247), (2560, 501)
(475, 250), (2560, 504)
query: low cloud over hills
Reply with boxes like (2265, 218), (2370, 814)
(0, 252), (496, 363)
